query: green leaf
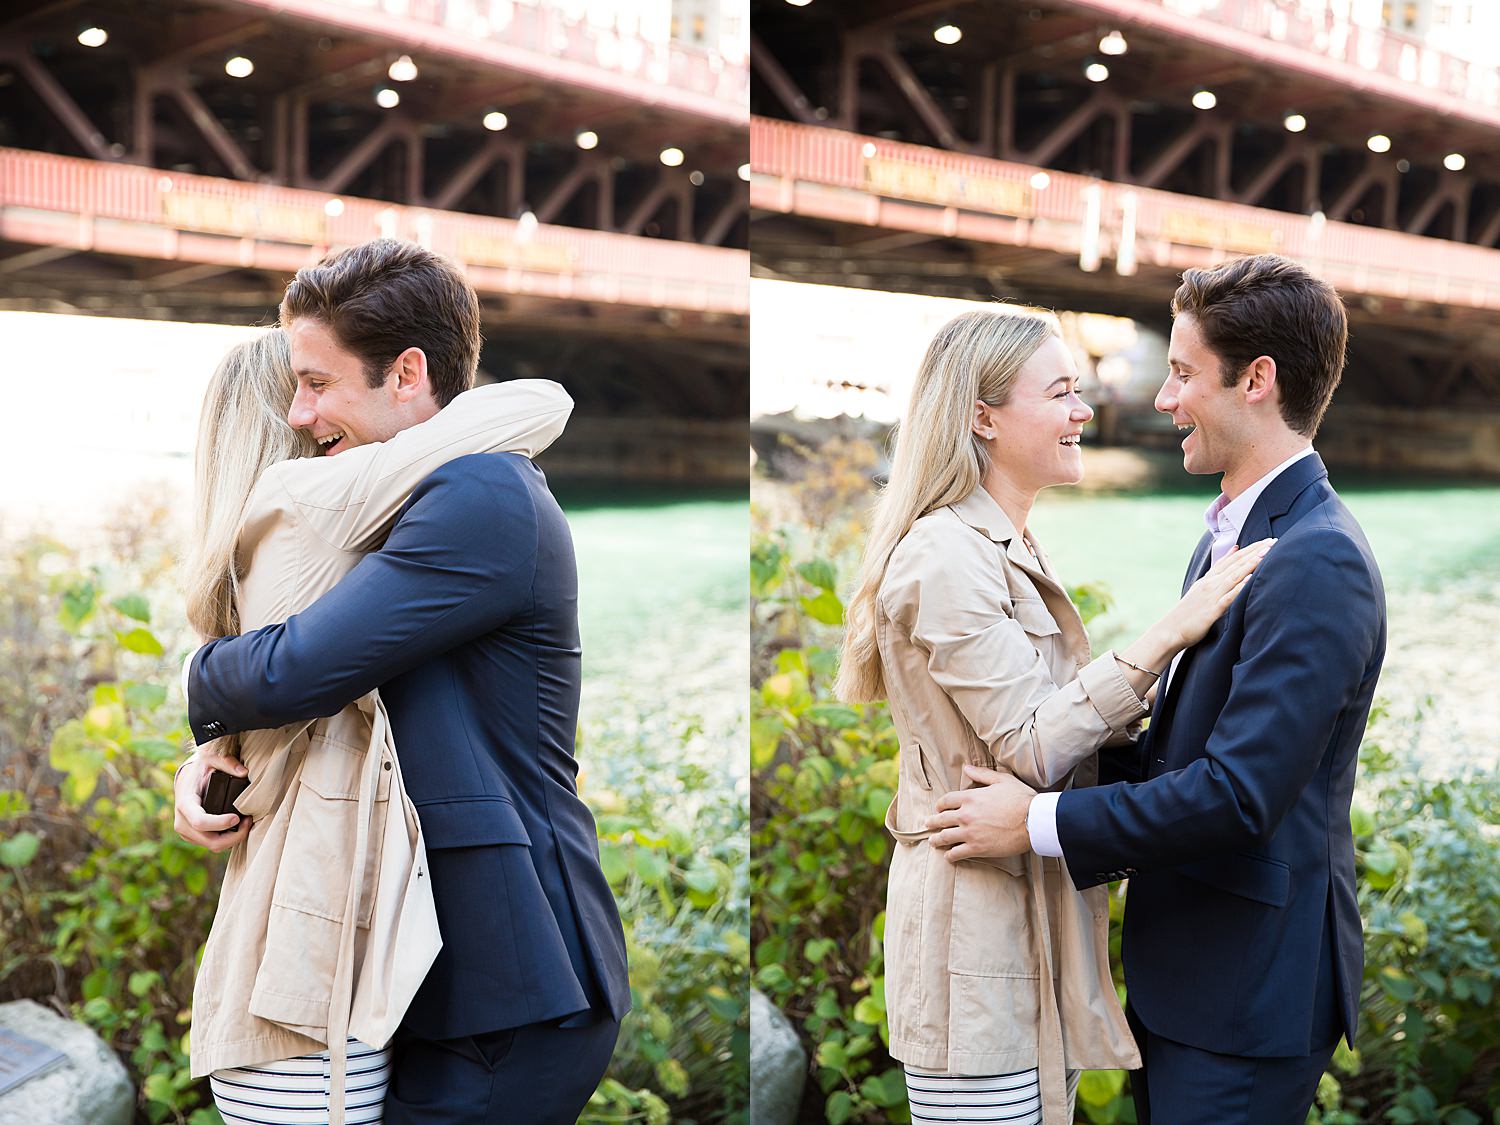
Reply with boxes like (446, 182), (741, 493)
(184, 864), (208, 896)
(861, 832), (888, 864)
(796, 559), (838, 592)
(751, 541), (786, 598)
(124, 682), (168, 713)
(598, 842), (628, 886)
(58, 580), (98, 631)
(0, 790), (30, 821)
(115, 628), (165, 656)
(804, 938), (836, 965)
(128, 970), (160, 998)
(634, 850), (669, 885)
(143, 1072), (175, 1105)
(750, 717), (784, 771)
(0, 831), (40, 868)
(1348, 803), (1375, 838)
(1380, 966), (1415, 1002)
(1078, 1069), (1126, 1106)
(800, 590), (845, 626)
(852, 995), (884, 1025)
(826, 1091), (853, 1124)
(111, 594), (152, 623)
(806, 703), (861, 730)
(816, 1041), (848, 1072)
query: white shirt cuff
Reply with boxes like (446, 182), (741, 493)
(181, 644), (201, 714)
(1027, 791), (1064, 858)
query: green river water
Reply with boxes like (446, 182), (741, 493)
(1028, 470), (1500, 774)
(559, 485), (749, 762)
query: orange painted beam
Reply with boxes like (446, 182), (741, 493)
(0, 147), (748, 316)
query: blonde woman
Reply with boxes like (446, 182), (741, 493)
(179, 329), (572, 1125)
(837, 309), (1271, 1125)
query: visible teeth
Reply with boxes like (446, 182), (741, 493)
(1060, 435), (1080, 445)
(1176, 423), (1195, 431)
(318, 432), (344, 447)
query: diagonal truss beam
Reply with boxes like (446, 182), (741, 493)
(862, 38), (969, 153)
(430, 136), (524, 212)
(314, 116), (403, 193)
(1138, 119), (1227, 189)
(701, 193), (747, 246)
(159, 74), (259, 181)
(749, 32), (818, 125)
(0, 48), (114, 161)
(1018, 90), (1115, 168)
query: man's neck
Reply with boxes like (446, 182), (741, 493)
(1219, 433), (1313, 501)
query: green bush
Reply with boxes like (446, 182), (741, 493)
(751, 523), (1500, 1125)
(1, 540), (748, 1124)
(584, 711), (750, 1125)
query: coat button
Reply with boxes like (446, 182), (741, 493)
(383, 760), (392, 771)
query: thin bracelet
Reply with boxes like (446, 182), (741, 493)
(1116, 654), (1162, 680)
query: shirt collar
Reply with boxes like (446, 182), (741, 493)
(1205, 445), (1317, 540)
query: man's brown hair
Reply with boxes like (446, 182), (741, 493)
(1172, 254), (1348, 437)
(279, 238), (481, 407)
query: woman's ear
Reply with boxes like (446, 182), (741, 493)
(972, 400), (998, 441)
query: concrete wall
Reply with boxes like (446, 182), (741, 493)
(541, 416), (749, 483)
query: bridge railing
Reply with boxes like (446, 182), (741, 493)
(226, 0), (747, 121)
(751, 117), (1500, 311)
(1067, 0), (1500, 122)
(0, 146), (748, 314)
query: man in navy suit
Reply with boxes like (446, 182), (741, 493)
(925, 254), (1386, 1124)
(173, 239), (630, 1123)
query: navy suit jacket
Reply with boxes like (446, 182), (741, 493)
(1056, 454), (1385, 1057)
(189, 452), (630, 1040)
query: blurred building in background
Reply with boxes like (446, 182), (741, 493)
(750, 0), (1500, 476)
(0, 0), (749, 493)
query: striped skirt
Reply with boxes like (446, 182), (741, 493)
(904, 1066), (1080, 1124)
(209, 1039), (390, 1125)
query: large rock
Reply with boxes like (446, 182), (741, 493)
(0, 1000), (133, 1125)
(750, 988), (806, 1125)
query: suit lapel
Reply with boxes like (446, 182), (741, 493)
(1236, 452), (1329, 548)
(1149, 454), (1331, 760)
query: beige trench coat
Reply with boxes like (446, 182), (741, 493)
(877, 487), (1144, 1125)
(189, 380), (573, 1101)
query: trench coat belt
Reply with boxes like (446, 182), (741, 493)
(322, 693), (392, 1125)
(1028, 849), (1069, 1125)
(883, 797), (1068, 1122)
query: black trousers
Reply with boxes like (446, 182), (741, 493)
(383, 1014), (621, 1124)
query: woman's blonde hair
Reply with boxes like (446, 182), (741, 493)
(835, 307), (1057, 702)
(184, 329), (316, 641)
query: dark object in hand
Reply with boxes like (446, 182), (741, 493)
(203, 768), (250, 817)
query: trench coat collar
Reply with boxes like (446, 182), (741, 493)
(947, 487), (1071, 604)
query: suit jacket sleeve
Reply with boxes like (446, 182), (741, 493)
(1055, 526), (1382, 888)
(262, 379), (572, 554)
(188, 457), (538, 741)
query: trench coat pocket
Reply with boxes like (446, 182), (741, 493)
(1011, 598), (1062, 638)
(271, 745), (390, 929)
(416, 796), (532, 850)
(948, 861), (1037, 975)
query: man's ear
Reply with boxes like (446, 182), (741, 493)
(1242, 355), (1279, 407)
(389, 347), (430, 403)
